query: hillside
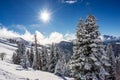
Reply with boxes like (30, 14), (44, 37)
(0, 39), (73, 80)
(0, 41), (16, 62)
(0, 60), (73, 80)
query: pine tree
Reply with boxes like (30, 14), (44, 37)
(32, 34), (41, 70)
(65, 61), (72, 77)
(17, 42), (26, 56)
(41, 46), (48, 71)
(20, 53), (30, 69)
(48, 43), (59, 73)
(115, 54), (120, 80)
(26, 49), (30, 60)
(55, 55), (67, 76)
(12, 52), (21, 64)
(69, 15), (110, 80)
(12, 42), (26, 65)
(105, 44), (116, 80)
(69, 18), (85, 79)
(29, 46), (34, 67)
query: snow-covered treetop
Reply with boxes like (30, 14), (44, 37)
(85, 15), (96, 25)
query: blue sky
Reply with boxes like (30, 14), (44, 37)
(0, 0), (120, 36)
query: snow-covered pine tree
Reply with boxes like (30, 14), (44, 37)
(54, 45), (60, 63)
(115, 54), (120, 80)
(12, 42), (26, 65)
(18, 42), (26, 56)
(26, 49), (30, 60)
(65, 61), (72, 77)
(55, 59), (63, 75)
(48, 43), (55, 72)
(48, 43), (59, 73)
(41, 46), (48, 71)
(29, 46), (34, 67)
(20, 53), (30, 69)
(69, 15), (110, 80)
(38, 49), (42, 70)
(45, 45), (51, 71)
(55, 55), (67, 76)
(69, 18), (85, 78)
(32, 34), (41, 70)
(12, 52), (21, 64)
(105, 44), (116, 80)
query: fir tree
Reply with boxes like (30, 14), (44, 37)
(20, 53), (30, 69)
(26, 49), (30, 60)
(105, 44), (116, 80)
(41, 46), (48, 71)
(55, 55), (67, 76)
(115, 54), (120, 80)
(32, 34), (41, 70)
(12, 52), (21, 64)
(12, 42), (26, 65)
(48, 43), (59, 73)
(29, 46), (34, 67)
(69, 15), (110, 80)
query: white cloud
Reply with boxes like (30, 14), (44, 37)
(64, 33), (76, 41)
(62, 0), (77, 4)
(34, 31), (74, 44)
(0, 24), (105, 44)
(46, 32), (64, 44)
(21, 30), (34, 42)
(0, 27), (21, 38)
(0, 25), (75, 45)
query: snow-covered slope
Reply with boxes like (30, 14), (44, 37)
(0, 42), (16, 61)
(0, 39), (73, 80)
(0, 38), (31, 61)
(0, 60), (73, 80)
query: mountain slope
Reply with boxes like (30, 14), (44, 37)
(0, 41), (16, 61)
(0, 60), (73, 80)
(0, 39), (73, 80)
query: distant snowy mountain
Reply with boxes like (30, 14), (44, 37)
(102, 35), (120, 44)
(103, 35), (120, 40)
(7, 37), (29, 45)
(56, 41), (73, 62)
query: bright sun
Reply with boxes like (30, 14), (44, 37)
(39, 9), (51, 23)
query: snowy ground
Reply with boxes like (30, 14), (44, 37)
(0, 41), (73, 80)
(0, 60), (73, 80)
(0, 42), (16, 62)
